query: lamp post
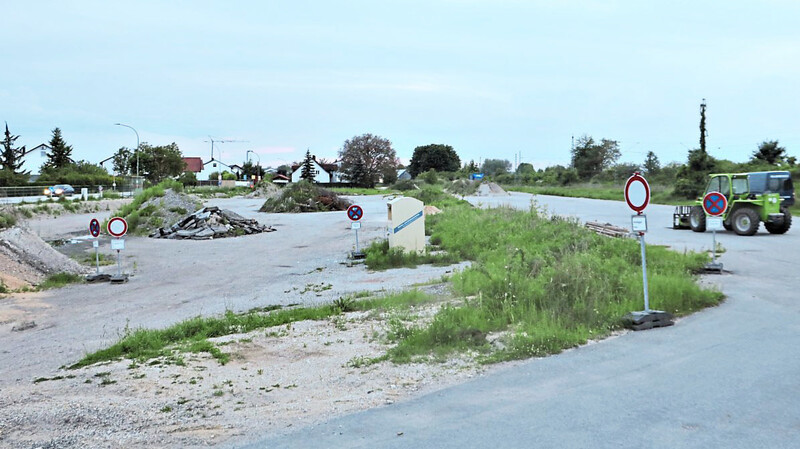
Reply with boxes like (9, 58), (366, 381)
(114, 123), (139, 189)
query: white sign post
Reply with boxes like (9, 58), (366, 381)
(702, 192), (728, 273)
(107, 217), (129, 283)
(622, 173), (673, 330)
(347, 205), (365, 259)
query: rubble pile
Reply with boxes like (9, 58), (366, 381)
(150, 206), (275, 240)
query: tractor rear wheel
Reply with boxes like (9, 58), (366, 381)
(765, 207), (792, 234)
(732, 207), (760, 236)
(689, 206), (706, 232)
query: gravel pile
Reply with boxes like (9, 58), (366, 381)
(0, 226), (89, 287)
(244, 182), (280, 199)
(150, 206), (276, 240)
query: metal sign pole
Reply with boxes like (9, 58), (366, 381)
(712, 230), (717, 265)
(355, 227), (360, 253)
(95, 244), (100, 274)
(639, 231), (650, 313)
(116, 249), (121, 277)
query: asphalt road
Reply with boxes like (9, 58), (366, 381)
(246, 192), (800, 448)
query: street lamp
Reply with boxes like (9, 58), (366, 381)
(114, 123), (139, 189)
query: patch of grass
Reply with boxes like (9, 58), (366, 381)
(37, 272), (84, 290)
(186, 186), (250, 198)
(0, 211), (17, 229)
(72, 252), (115, 267)
(384, 202), (722, 364)
(364, 239), (461, 270)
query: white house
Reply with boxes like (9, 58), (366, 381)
(198, 159), (233, 181)
(20, 144), (51, 181)
(290, 158), (342, 183)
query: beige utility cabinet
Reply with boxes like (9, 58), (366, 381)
(387, 197), (425, 253)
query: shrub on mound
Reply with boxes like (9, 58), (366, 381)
(259, 181), (351, 213)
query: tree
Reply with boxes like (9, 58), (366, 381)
(44, 127), (74, 170)
(112, 147), (132, 175)
(134, 142), (184, 183)
(240, 160), (264, 180)
(674, 100), (715, 198)
(0, 122), (28, 185)
(481, 159), (511, 176)
(338, 133), (397, 188)
(300, 149), (315, 182)
(570, 135), (621, 180)
(643, 151), (661, 174)
(407, 144), (461, 177)
(516, 162), (535, 175)
(463, 160), (479, 173)
(751, 140), (786, 165)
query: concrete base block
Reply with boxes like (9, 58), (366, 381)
(622, 310), (674, 331)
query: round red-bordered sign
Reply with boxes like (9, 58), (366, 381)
(347, 205), (363, 221)
(107, 217), (128, 237)
(89, 218), (101, 238)
(624, 173), (650, 213)
(702, 191), (728, 217)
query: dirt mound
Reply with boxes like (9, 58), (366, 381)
(475, 182), (509, 196)
(0, 227), (89, 287)
(132, 189), (202, 234)
(259, 182), (351, 213)
(245, 182), (280, 199)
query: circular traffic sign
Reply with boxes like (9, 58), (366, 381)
(89, 218), (100, 238)
(624, 173), (650, 213)
(347, 205), (363, 221)
(702, 191), (728, 217)
(107, 217), (128, 237)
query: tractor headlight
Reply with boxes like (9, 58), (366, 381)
(55, 188), (63, 195)
(43, 189), (50, 195)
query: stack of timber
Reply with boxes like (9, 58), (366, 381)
(584, 221), (631, 238)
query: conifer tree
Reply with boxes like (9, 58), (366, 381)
(300, 149), (315, 182)
(44, 127), (74, 169)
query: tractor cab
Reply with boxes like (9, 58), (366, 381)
(703, 173), (750, 201)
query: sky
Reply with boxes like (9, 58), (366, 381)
(2, 0), (799, 171)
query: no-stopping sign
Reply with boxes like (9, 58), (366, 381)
(89, 218), (101, 238)
(702, 191), (728, 217)
(347, 205), (363, 221)
(624, 173), (650, 213)
(107, 217), (128, 237)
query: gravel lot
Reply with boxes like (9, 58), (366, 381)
(0, 194), (483, 448)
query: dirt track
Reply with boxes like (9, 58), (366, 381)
(0, 195), (480, 448)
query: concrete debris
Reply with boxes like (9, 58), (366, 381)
(150, 206), (276, 240)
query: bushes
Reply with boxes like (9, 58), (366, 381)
(0, 211), (17, 229)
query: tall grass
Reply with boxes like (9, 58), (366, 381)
(387, 204), (722, 363)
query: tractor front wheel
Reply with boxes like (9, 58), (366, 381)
(689, 206), (706, 232)
(765, 207), (792, 234)
(732, 207), (760, 236)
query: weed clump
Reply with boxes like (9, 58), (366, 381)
(259, 181), (351, 213)
(364, 239), (461, 270)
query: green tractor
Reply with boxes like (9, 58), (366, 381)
(686, 173), (792, 235)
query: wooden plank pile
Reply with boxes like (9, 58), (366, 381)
(150, 206), (275, 240)
(584, 221), (631, 238)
